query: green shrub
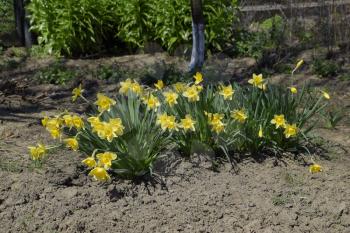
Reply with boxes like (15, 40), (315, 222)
(312, 58), (341, 78)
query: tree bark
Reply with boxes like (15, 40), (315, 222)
(189, 0), (205, 72)
(13, 0), (33, 47)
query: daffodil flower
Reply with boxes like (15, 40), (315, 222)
(97, 152), (117, 169)
(95, 93), (116, 112)
(271, 114), (286, 129)
(173, 82), (186, 93)
(231, 109), (248, 123)
(258, 125), (263, 138)
(156, 113), (178, 132)
(292, 59), (304, 74)
(154, 80), (164, 90)
(321, 90), (330, 100)
(143, 94), (161, 111)
(193, 72), (203, 85)
(289, 87), (298, 94)
(284, 123), (298, 138)
(72, 84), (84, 102)
(179, 114), (196, 132)
(64, 138), (79, 151)
(309, 164), (323, 173)
(119, 79), (133, 94)
(82, 157), (97, 168)
(28, 143), (47, 160)
(219, 84), (234, 100)
(183, 85), (201, 102)
(248, 73), (265, 89)
(89, 167), (111, 182)
(163, 91), (178, 107)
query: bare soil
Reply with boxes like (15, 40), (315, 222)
(0, 52), (350, 233)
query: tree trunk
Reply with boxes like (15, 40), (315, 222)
(189, 0), (205, 72)
(13, 0), (33, 47)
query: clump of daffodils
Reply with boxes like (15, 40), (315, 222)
(30, 70), (331, 182)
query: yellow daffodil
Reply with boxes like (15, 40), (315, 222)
(95, 93), (116, 112)
(49, 127), (61, 139)
(194, 72), (203, 85)
(82, 157), (96, 168)
(309, 164), (323, 173)
(72, 115), (84, 129)
(144, 94), (161, 111)
(88, 116), (100, 125)
(41, 116), (49, 127)
(219, 84), (234, 100)
(271, 114), (286, 129)
(156, 113), (178, 131)
(173, 82), (186, 93)
(206, 112), (225, 134)
(28, 143), (46, 160)
(163, 91), (178, 107)
(183, 85), (201, 102)
(211, 121), (225, 134)
(119, 79), (133, 94)
(62, 114), (74, 128)
(154, 80), (164, 90)
(292, 59), (304, 73)
(109, 118), (124, 137)
(284, 123), (298, 138)
(231, 109), (248, 123)
(289, 87), (298, 94)
(46, 117), (61, 130)
(89, 167), (110, 182)
(64, 138), (79, 151)
(258, 125), (263, 138)
(179, 114), (196, 132)
(321, 90), (330, 100)
(96, 152), (117, 169)
(248, 73), (265, 89)
(72, 84), (84, 102)
(131, 81), (143, 95)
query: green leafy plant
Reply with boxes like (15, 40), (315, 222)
(35, 62), (75, 85)
(77, 92), (172, 179)
(27, 0), (119, 55)
(312, 58), (341, 78)
(235, 15), (286, 60)
(323, 110), (343, 129)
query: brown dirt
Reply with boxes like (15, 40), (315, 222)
(1, 52), (350, 233)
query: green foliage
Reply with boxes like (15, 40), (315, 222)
(27, 0), (239, 55)
(153, 0), (238, 53)
(235, 15), (286, 59)
(229, 84), (326, 154)
(322, 110), (343, 129)
(35, 62), (75, 85)
(116, 0), (154, 48)
(153, 0), (192, 53)
(96, 65), (125, 81)
(0, 0), (13, 34)
(78, 93), (172, 178)
(27, 0), (119, 55)
(312, 58), (341, 78)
